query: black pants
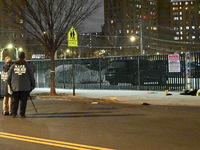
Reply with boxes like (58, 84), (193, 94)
(12, 91), (29, 116)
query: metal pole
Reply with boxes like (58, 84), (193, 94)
(137, 57), (140, 90)
(72, 48), (75, 96)
(15, 48), (18, 58)
(1, 48), (5, 61)
(62, 59), (66, 89)
(140, 19), (143, 55)
(29, 96), (38, 113)
(98, 58), (102, 89)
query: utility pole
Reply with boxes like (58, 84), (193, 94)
(140, 18), (143, 55)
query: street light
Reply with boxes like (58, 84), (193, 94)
(130, 36), (136, 55)
(7, 44), (19, 58)
(0, 44), (23, 60)
(130, 36), (136, 42)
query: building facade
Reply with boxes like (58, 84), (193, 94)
(104, 0), (200, 55)
(170, 0), (200, 52)
(0, 0), (29, 60)
(104, 0), (158, 55)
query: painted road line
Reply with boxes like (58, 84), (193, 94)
(0, 132), (114, 150)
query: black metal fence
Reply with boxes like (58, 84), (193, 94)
(1, 52), (200, 91)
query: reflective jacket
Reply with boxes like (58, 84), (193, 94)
(1, 65), (11, 96)
(7, 60), (35, 92)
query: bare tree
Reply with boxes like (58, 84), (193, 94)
(2, 0), (101, 94)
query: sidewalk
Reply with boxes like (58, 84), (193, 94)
(31, 88), (200, 107)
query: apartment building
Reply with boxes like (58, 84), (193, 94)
(104, 0), (200, 54)
(170, 0), (200, 52)
(104, 0), (158, 55)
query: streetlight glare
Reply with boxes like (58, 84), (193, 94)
(18, 47), (23, 52)
(7, 44), (13, 49)
(130, 36), (136, 42)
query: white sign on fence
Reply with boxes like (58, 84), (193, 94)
(168, 54), (180, 72)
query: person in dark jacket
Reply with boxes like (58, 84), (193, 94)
(7, 52), (35, 118)
(1, 56), (12, 115)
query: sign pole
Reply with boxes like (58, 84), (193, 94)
(68, 26), (78, 96)
(72, 48), (75, 96)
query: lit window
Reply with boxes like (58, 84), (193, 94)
(180, 17), (182, 20)
(179, 7), (182, 10)
(180, 31), (183, 35)
(153, 27), (157, 30)
(185, 7), (188, 10)
(127, 30), (129, 33)
(192, 26), (195, 29)
(176, 32), (179, 35)
(173, 7), (178, 10)
(174, 37), (179, 40)
(180, 37), (183, 40)
(186, 26), (189, 29)
(192, 36), (195, 39)
(174, 17), (179, 20)
(174, 27), (179, 30)
(180, 27), (182, 30)
(185, 2), (188, 5)
(180, 12), (182, 15)
(186, 36), (189, 39)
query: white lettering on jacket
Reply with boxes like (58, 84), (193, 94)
(1, 72), (8, 81)
(14, 65), (26, 75)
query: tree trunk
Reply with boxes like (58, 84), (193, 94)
(50, 50), (56, 95)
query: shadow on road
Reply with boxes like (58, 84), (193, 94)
(27, 112), (146, 118)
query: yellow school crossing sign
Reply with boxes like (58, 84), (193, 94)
(68, 27), (78, 47)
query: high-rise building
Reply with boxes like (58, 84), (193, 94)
(104, 0), (158, 55)
(104, 0), (200, 55)
(170, 0), (200, 52)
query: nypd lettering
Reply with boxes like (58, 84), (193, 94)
(14, 65), (26, 75)
(1, 72), (8, 81)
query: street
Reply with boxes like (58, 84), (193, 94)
(0, 99), (200, 150)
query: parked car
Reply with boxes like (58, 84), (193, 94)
(105, 59), (168, 85)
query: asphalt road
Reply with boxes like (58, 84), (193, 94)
(0, 99), (200, 150)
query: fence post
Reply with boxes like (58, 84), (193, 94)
(62, 59), (66, 89)
(137, 57), (140, 90)
(36, 61), (39, 88)
(98, 58), (102, 89)
(185, 52), (190, 90)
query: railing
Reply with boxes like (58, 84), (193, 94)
(1, 52), (200, 91)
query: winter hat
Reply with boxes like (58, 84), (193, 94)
(19, 52), (25, 59)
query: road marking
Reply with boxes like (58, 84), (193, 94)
(0, 132), (114, 150)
